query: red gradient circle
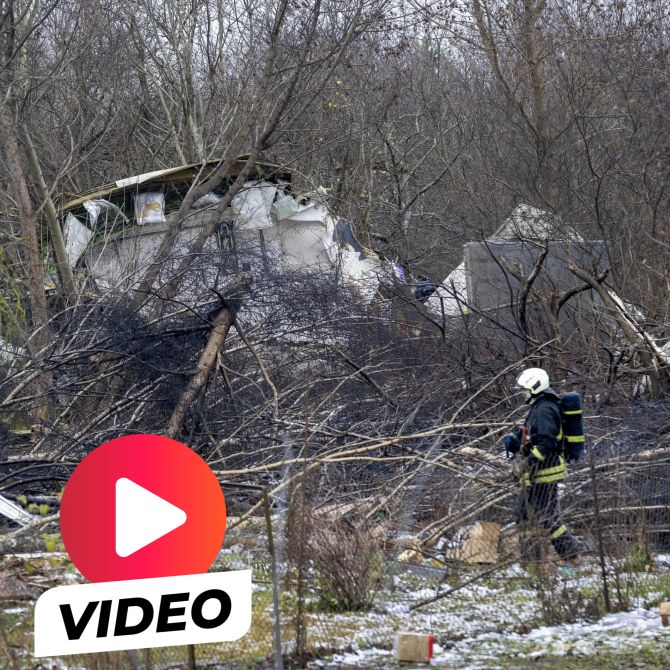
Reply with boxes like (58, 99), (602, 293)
(60, 434), (226, 582)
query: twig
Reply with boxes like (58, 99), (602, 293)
(409, 560), (510, 610)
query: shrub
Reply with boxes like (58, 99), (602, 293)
(308, 516), (384, 612)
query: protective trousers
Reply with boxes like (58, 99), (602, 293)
(518, 481), (580, 561)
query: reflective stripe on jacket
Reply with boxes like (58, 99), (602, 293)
(522, 389), (566, 486)
(521, 454), (567, 486)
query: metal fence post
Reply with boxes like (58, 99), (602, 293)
(263, 489), (284, 670)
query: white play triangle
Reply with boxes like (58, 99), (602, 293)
(115, 477), (187, 558)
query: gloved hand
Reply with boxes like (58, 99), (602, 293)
(503, 427), (522, 456)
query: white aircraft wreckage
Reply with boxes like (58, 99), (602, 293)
(56, 165), (662, 385)
(57, 157), (389, 308)
(424, 204), (586, 319)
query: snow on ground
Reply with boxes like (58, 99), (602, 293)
(433, 607), (668, 666)
(306, 561), (670, 669)
(212, 537), (670, 668)
(317, 607), (669, 669)
(4, 544), (670, 669)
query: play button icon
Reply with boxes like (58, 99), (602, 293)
(60, 435), (226, 583)
(115, 478), (187, 558)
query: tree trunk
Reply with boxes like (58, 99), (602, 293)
(0, 106), (50, 335)
(165, 278), (246, 439)
(0, 100), (53, 421)
(20, 123), (77, 300)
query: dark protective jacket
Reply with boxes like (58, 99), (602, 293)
(523, 388), (566, 485)
(525, 389), (562, 459)
(517, 388), (579, 560)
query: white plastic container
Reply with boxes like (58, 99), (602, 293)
(134, 191), (166, 225)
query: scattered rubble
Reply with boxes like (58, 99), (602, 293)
(0, 573), (37, 601)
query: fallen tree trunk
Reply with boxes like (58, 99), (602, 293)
(166, 278), (246, 439)
(567, 259), (670, 394)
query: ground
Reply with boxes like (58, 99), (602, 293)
(304, 559), (670, 669)
(1, 532), (669, 669)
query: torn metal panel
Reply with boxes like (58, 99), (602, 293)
(490, 204), (582, 242)
(82, 199), (123, 226)
(0, 494), (33, 526)
(64, 160), (384, 308)
(281, 201), (331, 226)
(464, 240), (608, 313)
(333, 219), (366, 255)
(115, 168), (182, 189)
(278, 220), (333, 269)
(192, 192), (221, 209)
(63, 214), (93, 267)
(332, 218), (382, 303)
(85, 209), (223, 291)
(425, 204), (587, 320)
(231, 181), (277, 231)
(57, 156), (291, 214)
(272, 195), (298, 222)
(338, 249), (381, 303)
(234, 227), (283, 278)
(276, 202), (336, 269)
(425, 262), (468, 317)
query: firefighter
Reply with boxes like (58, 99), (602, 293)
(503, 367), (581, 566)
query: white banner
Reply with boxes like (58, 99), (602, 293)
(34, 570), (252, 656)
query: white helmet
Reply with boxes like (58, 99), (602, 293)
(515, 367), (550, 401)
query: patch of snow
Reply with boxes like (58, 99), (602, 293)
(316, 560), (670, 668)
(330, 648), (392, 667)
(431, 606), (666, 667)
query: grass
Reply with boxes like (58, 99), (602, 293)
(2, 549), (670, 669)
(618, 570), (670, 608)
(488, 641), (670, 670)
